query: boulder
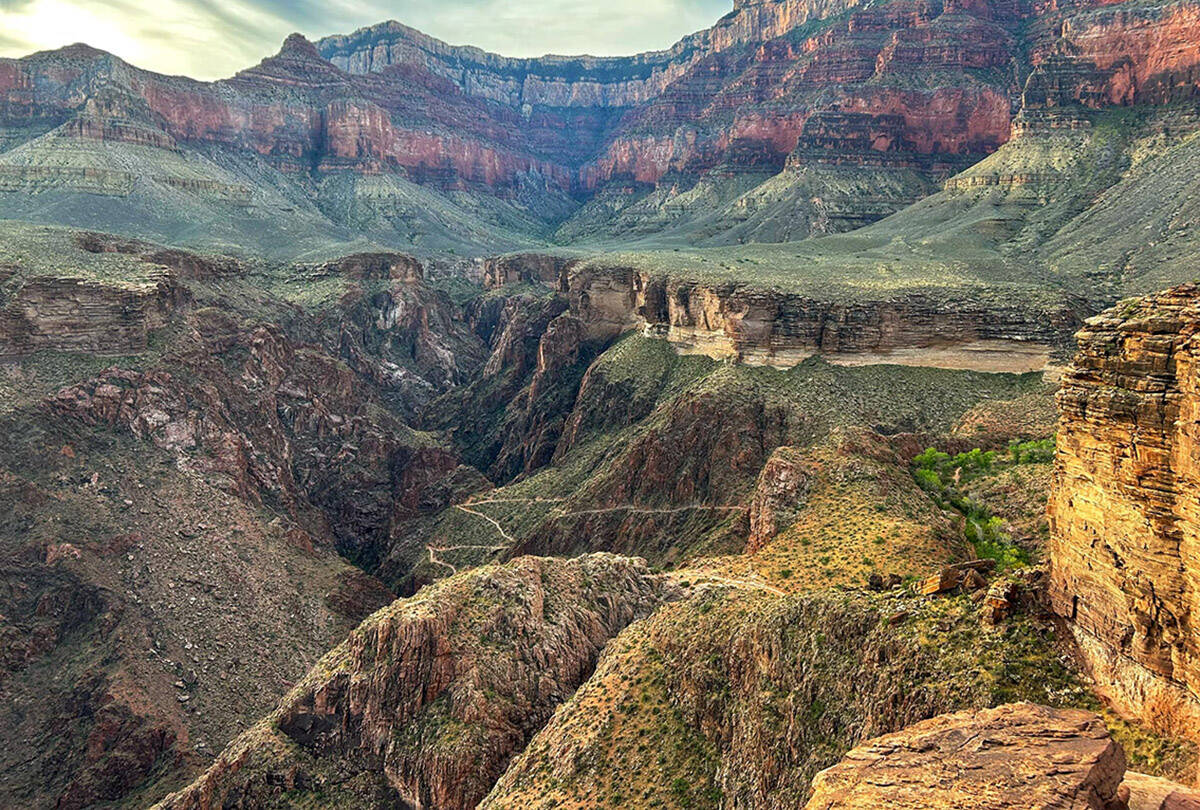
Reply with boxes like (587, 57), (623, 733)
(804, 703), (1127, 809)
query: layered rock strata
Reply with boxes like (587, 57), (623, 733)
(802, 703), (1127, 809)
(0, 275), (180, 356)
(482, 256), (1078, 371)
(3, 0), (1196, 246)
(1049, 284), (1200, 743)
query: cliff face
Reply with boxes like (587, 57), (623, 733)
(0, 37), (570, 195)
(318, 0), (882, 112)
(555, 260), (1077, 372)
(1049, 284), (1200, 742)
(153, 554), (673, 810)
(1031, 1), (1200, 108)
(313, 0), (1200, 198)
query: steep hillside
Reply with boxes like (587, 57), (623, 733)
(152, 554), (672, 810)
(0, 224), (505, 805)
(387, 327), (1050, 594)
(481, 576), (1121, 808)
(2, 222), (1196, 806)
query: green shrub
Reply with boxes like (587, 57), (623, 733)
(914, 468), (942, 492)
(1009, 438), (1055, 464)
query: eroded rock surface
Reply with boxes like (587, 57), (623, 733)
(154, 554), (674, 810)
(803, 703), (1127, 809)
(540, 258), (1079, 371)
(1049, 284), (1200, 741)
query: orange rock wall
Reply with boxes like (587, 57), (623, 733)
(1049, 285), (1200, 742)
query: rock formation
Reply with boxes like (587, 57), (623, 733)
(803, 703), (1127, 809)
(153, 554), (673, 810)
(1122, 772), (1200, 810)
(3, 0), (1199, 250)
(1049, 285), (1200, 743)
(486, 255), (1081, 371)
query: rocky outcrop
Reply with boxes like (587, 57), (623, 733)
(803, 703), (1127, 809)
(1049, 284), (1200, 742)
(1122, 772), (1200, 810)
(556, 261), (1078, 370)
(331, 264), (490, 418)
(0, 275), (181, 356)
(482, 253), (573, 289)
(420, 291), (598, 482)
(153, 554), (673, 810)
(747, 446), (810, 551)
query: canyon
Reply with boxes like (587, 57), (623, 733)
(1, 0), (1200, 806)
(5, 215), (1196, 807)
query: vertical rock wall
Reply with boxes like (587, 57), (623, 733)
(1048, 284), (1200, 742)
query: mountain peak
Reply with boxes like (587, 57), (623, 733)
(279, 32), (321, 59)
(230, 31), (345, 88)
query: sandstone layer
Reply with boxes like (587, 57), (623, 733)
(1049, 284), (1200, 744)
(481, 254), (1079, 371)
(803, 702), (1127, 809)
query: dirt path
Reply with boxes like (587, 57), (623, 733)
(455, 498), (745, 542)
(448, 499), (762, 592)
(426, 546), (458, 576)
(454, 503), (517, 544)
(687, 573), (786, 596)
(426, 541), (510, 576)
(463, 496), (565, 506)
(551, 504), (748, 519)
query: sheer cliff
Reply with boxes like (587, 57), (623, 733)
(1049, 285), (1200, 745)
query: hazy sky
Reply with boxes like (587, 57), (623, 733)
(0, 0), (732, 79)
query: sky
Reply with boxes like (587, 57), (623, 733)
(0, 0), (732, 80)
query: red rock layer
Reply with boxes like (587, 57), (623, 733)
(3, 0), (1200, 204)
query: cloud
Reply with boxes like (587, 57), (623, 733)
(0, 0), (731, 79)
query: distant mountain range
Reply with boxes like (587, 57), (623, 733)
(0, 0), (1197, 258)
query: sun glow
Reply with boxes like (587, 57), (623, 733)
(0, 0), (731, 80)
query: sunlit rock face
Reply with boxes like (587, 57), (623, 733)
(803, 703), (1128, 810)
(1049, 284), (1200, 743)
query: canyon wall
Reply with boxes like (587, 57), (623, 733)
(317, 0), (877, 111)
(1049, 284), (1200, 744)
(3, 0), (1200, 244)
(542, 260), (1078, 371)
